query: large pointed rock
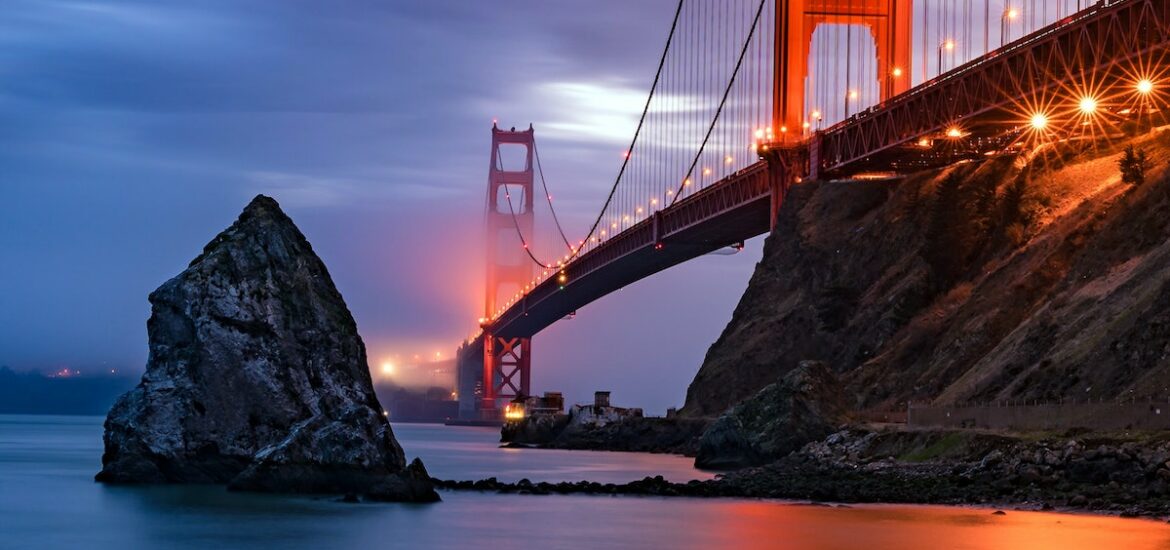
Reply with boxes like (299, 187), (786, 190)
(96, 195), (437, 502)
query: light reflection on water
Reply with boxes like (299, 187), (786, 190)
(2, 415), (1169, 550)
(391, 422), (714, 483)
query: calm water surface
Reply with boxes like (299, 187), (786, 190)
(2, 415), (1169, 549)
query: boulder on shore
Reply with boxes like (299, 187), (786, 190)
(695, 361), (847, 470)
(95, 195), (437, 502)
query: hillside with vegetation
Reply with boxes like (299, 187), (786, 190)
(683, 128), (1170, 417)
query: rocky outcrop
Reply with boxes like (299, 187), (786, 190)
(695, 361), (847, 469)
(684, 132), (1170, 416)
(96, 195), (437, 502)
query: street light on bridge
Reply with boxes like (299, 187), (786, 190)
(1078, 96), (1099, 115)
(1030, 112), (1050, 131)
(1002, 8), (1020, 47)
(938, 40), (956, 76)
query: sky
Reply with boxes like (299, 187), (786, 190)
(0, 0), (764, 414)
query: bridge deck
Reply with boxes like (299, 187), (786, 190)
(819, 0), (1170, 176)
(484, 0), (1170, 341)
(490, 162), (772, 338)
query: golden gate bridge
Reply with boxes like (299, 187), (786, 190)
(461, 0), (1170, 419)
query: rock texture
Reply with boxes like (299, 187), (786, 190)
(96, 195), (437, 502)
(695, 361), (847, 469)
(683, 131), (1170, 416)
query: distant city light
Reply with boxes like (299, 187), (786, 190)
(946, 127), (963, 138)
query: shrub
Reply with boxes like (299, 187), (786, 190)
(1119, 145), (1149, 186)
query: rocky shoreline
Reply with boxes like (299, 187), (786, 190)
(439, 427), (1170, 519)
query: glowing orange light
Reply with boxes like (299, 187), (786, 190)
(917, 138), (931, 148)
(1030, 112), (1049, 130)
(504, 404), (525, 420)
(892, 67), (904, 77)
(1078, 96), (1098, 115)
(1137, 79), (1155, 94)
(943, 40), (955, 50)
(946, 127), (962, 139)
(702, 168), (711, 176)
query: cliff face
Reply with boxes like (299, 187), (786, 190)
(97, 195), (436, 502)
(684, 131), (1170, 417)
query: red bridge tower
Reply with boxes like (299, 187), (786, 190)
(482, 124), (535, 414)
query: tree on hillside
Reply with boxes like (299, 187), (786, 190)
(924, 172), (968, 284)
(970, 175), (998, 234)
(1120, 145), (1150, 186)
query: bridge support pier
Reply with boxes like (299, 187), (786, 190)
(481, 123), (537, 417)
(481, 333), (531, 414)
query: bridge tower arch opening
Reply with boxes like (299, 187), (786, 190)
(773, 0), (912, 137)
(482, 124), (536, 414)
(806, 23), (882, 126)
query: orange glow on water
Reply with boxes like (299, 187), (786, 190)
(686, 502), (1170, 550)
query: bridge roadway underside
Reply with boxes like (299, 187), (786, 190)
(489, 165), (774, 340)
